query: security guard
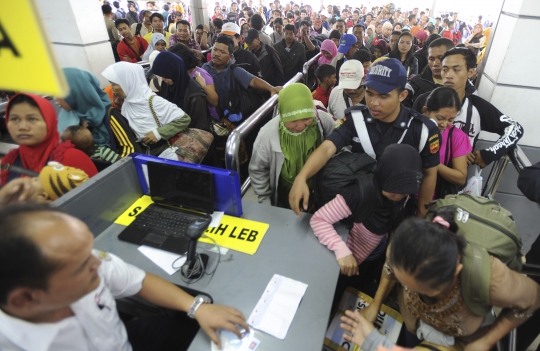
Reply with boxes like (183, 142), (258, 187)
(289, 58), (441, 218)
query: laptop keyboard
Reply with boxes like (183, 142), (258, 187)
(134, 206), (199, 237)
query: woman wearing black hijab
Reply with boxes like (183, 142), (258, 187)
(311, 143), (424, 277)
(150, 51), (210, 131)
(126, 1), (139, 26)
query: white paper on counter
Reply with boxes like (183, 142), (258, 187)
(138, 245), (186, 275)
(209, 211), (225, 227)
(248, 274), (308, 339)
(207, 246), (229, 255)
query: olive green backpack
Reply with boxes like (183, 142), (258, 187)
(426, 194), (523, 316)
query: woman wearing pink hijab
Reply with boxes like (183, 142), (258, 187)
(414, 30), (428, 48)
(318, 39), (338, 65)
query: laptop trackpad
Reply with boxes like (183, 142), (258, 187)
(141, 233), (168, 246)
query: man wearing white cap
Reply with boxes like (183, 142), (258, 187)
(328, 60), (365, 120)
(319, 10), (331, 31)
(331, 34), (358, 85)
(220, 22), (261, 77)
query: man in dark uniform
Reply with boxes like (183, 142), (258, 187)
(289, 58), (441, 218)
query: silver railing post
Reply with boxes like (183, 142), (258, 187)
(509, 145), (532, 172)
(482, 155), (510, 199)
(481, 144), (536, 201)
(302, 53), (322, 86)
(225, 129), (242, 175)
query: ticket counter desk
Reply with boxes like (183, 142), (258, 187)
(53, 157), (348, 350)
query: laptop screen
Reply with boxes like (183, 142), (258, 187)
(147, 161), (214, 214)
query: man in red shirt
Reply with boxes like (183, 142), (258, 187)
(443, 21), (462, 45)
(115, 19), (148, 62)
(312, 64), (336, 108)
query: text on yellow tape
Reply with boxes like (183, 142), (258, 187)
(114, 196), (269, 255)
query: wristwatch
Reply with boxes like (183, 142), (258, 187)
(187, 295), (212, 318)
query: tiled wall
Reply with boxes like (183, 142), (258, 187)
(36, 0), (115, 88)
(477, 0), (540, 147)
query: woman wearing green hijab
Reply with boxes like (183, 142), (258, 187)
(249, 83), (337, 208)
(54, 68), (112, 147)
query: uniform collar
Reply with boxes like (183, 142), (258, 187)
(205, 60), (232, 73)
(0, 308), (65, 351)
(364, 104), (409, 129)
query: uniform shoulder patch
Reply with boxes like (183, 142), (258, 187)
(429, 134), (440, 154)
(96, 250), (112, 261)
(334, 116), (346, 129)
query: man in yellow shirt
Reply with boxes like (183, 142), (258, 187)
(143, 13), (172, 47)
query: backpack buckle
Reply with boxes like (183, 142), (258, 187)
(456, 208), (469, 223)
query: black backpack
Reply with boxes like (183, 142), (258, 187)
(135, 23), (142, 36)
(315, 152), (378, 225)
(222, 64), (263, 125)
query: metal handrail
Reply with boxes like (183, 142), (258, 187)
(482, 155), (510, 199)
(302, 53), (322, 86)
(509, 144), (532, 171)
(482, 145), (538, 207)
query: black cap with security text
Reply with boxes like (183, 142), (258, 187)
(363, 58), (407, 94)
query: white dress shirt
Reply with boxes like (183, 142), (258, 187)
(0, 251), (146, 351)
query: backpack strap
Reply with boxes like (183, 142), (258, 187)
(314, 109), (325, 139)
(445, 126), (454, 166)
(343, 90), (351, 109)
(461, 242), (493, 316)
(229, 64), (238, 90)
(350, 110), (376, 160)
(464, 97), (474, 138)
(396, 114), (430, 153)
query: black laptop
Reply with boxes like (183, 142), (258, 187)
(118, 161), (214, 254)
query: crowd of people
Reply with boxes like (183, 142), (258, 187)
(0, 1), (538, 351)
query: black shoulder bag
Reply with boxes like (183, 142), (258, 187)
(223, 64), (263, 125)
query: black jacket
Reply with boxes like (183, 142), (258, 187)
(183, 79), (221, 167)
(405, 67), (478, 108)
(405, 66), (438, 108)
(518, 162), (540, 203)
(414, 47), (428, 74)
(334, 56), (346, 86)
(273, 39), (307, 82)
(388, 53), (418, 78)
(184, 79), (211, 131)
(233, 47), (261, 78)
(249, 43), (286, 87)
(299, 36), (321, 61)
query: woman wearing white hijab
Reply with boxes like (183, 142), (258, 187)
(142, 33), (167, 61)
(102, 62), (191, 155)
